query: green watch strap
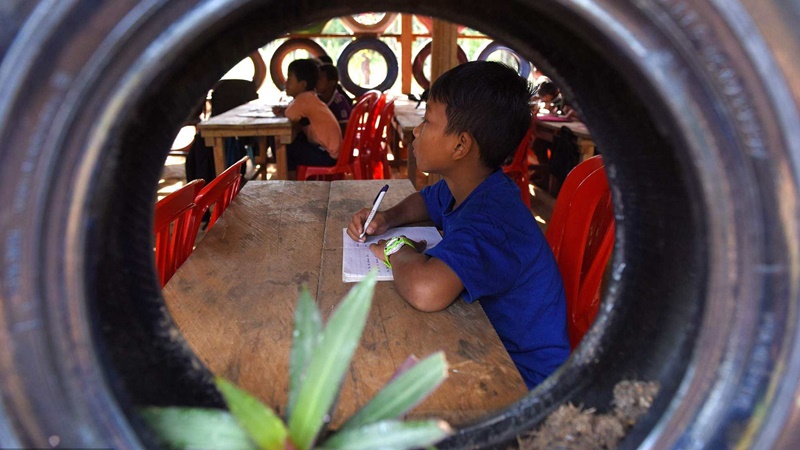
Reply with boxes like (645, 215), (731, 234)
(383, 236), (416, 269)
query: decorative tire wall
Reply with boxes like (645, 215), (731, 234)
(477, 41), (531, 78)
(340, 13), (398, 34)
(412, 42), (469, 89)
(336, 37), (399, 97)
(1, 1), (799, 449)
(269, 38), (328, 91)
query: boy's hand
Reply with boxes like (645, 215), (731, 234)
(272, 105), (287, 116)
(347, 208), (389, 242)
(369, 238), (427, 260)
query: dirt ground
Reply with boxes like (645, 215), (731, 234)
(516, 380), (660, 450)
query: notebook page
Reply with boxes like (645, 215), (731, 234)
(342, 227), (443, 282)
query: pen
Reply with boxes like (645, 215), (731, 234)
(359, 184), (389, 240)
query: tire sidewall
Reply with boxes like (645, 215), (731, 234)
(0, 1), (798, 449)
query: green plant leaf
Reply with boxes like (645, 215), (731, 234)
(287, 287), (323, 419)
(140, 407), (257, 450)
(287, 271), (377, 450)
(318, 419), (452, 450)
(215, 377), (288, 450)
(339, 351), (448, 431)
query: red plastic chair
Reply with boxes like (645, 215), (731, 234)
(362, 97), (395, 179)
(546, 155), (605, 260)
(544, 155), (615, 349)
(502, 118), (536, 207)
(154, 179), (205, 286)
(297, 94), (375, 181)
(190, 155), (247, 237)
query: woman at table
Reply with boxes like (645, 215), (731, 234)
(273, 59), (343, 174)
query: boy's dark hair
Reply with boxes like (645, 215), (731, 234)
(317, 54), (334, 65)
(536, 80), (559, 98)
(429, 61), (533, 168)
(287, 59), (319, 91)
(318, 64), (339, 82)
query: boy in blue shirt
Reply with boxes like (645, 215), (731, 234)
(346, 61), (569, 389)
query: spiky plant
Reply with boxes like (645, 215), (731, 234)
(141, 271), (451, 450)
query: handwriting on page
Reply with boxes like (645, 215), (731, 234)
(341, 227), (444, 282)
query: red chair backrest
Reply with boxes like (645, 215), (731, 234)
(503, 117), (536, 206)
(546, 155), (605, 259)
(154, 179), (205, 286)
(331, 95), (375, 174)
(544, 155), (615, 348)
(190, 155), (247, 237)
(363, 97), (395, 179)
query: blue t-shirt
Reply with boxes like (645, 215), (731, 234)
(421, 170), (570, 388)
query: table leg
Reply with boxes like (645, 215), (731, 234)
(578, 139), (595, 162)
(212, 137), (225, 176)
(257, 136), (268, 180)
(275, 142), (288, 180)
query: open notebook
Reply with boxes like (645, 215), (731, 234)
(342, 227), (443, 282)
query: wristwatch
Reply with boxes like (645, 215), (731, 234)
(383, 235), (416, 269)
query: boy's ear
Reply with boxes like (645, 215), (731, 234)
(451, 131), (474, 161)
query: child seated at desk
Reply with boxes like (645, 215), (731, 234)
(316, 63), (353, 134)
(346, 61), (570, 389)
(273, 59), (342, 173)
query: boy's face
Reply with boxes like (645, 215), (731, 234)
(284, 72), (306, 97)
(315, 74), (334, 96)
(412, 101), (460, 173)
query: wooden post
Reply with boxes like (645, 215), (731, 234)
(430, 18), (459, 85)
(401, 14), (413, 94)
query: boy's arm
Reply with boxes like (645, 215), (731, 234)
(347, 192), (430, 242)
(380, 248), (463, 312)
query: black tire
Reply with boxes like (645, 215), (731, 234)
(269, 38), (327, 91)
(336, 37), (399, 97)
(411, 41), (469, 89)
(477, 41), (531, 78)
(1, 1), (799, 449)
(340, 13), (398, 34)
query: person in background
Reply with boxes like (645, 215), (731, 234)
(317, 63), (353, 132)
(534, 81), (578, 120)
(531, 66), (550, 88)
(273, 59), (342, 173)
(346, 61), (569, 389)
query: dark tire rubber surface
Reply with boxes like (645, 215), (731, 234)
(1, 1), (799, 449)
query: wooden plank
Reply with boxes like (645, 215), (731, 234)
(401, 14), (413, 94)
(318, 180), (527, 428)
(430, 19), (459, 85)
(163, 181), (330, 416)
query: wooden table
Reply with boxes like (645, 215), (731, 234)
(163, 179), (527, 428)
(197, 101), (293, 179)
(534, 118), (596, 161)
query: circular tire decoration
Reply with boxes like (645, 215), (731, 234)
(269, 38), (328, 91)
(411, 41), (469, 89)
(336, 37), (398, 97)
(340, 13), (398, 34)
(3, 2), (800, 449)
(477, 41), (531, 78)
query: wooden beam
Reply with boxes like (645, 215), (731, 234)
(430, 18), (459, 85)
(401, 14), (413, 94)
